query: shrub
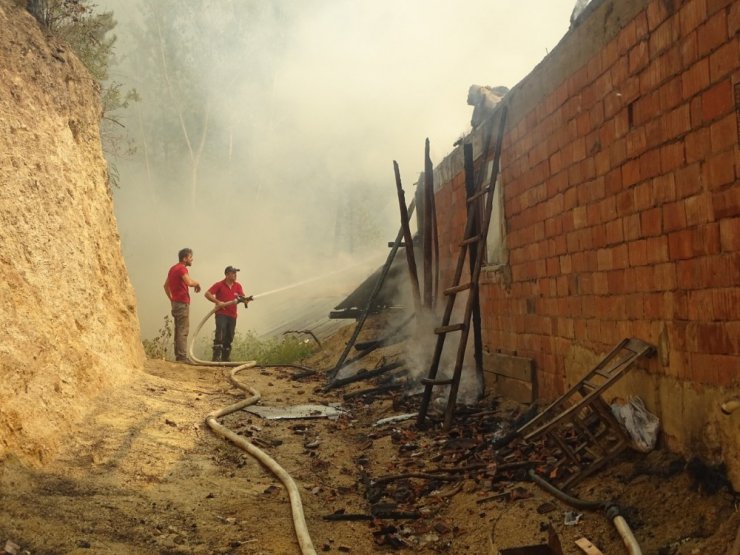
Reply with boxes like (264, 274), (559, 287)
(142, 315), (173, 360)
(194, 330), (317, 365)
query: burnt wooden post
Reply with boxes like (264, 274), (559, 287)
(464, 143), (484, 390)
(326, 198), (416, 385)
(394, 161), (422, 314)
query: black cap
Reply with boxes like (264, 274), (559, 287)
(224, 266), (240, 274)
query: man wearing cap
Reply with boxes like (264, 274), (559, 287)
(205, 266), (249, 362)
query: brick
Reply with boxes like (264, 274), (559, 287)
(663, 200), (688, 231)
(644, 292), (666, 318)
(601, 39), (619, 72)
(653, 173), (677, 204)
(690, 353), (738, 386)
(645, 118), (665, 148)
(695, 222), (722, 255)
(622, 159), (641, 187)
(628, 239), (649, 266)
(635, 182), (654, 210)
(696, 322), (734, 353)
(676, 257), (706, 288)
(651, 18), (678, 58)
(615, 189), (634, 217)
(680, 31), (699, 67)
(702, 79), (734, 121)
(685, 192), (715, 225)
(626, 126), (648, 157)
(704, 149), (736, 190)
(680, 0), (708, 37)
(660, 141), (686, 173)
(688, 289), (717, 320)
(639, 61), (661, 96)
(640, 148), (663, 181)
(665, 103), (692, 139)
(605, 167), (623, 195)
(607, 268), (627, 294)
(706, 252), (740, 287)
(712, 288), (740, 320)
(629, 40), (651, 75)
(731, 0), (740, 35)
(606, 218), (625, 244)
(647, 0), (673, 31)
(634, 265), (657, 291)
(709, 113), (737, 152)
(597, 248), (613, 270)
(719, 217), (740, 252)
(641, 206), (664, 236)
(682, 58), (710, 99)
(684, 126), (712, 163)
(709, 40), (739, 83)
(668, 229), (694, 259)
(617, 19), (638, 56)
(697, 9), (728, 57)
(659, 76), (684, 111)
(624, 213), (642, 240)
(689, 93), (703, 130)
(595, 149), (611, 177)
(712, 187), (740, 218)
(599, 196), (618, 221)
(674, 162), (703, 198)
(648, 260), (676, 291)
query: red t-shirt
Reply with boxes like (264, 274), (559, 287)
(208, 280), (245, 319)
(167, 263), (190, 304)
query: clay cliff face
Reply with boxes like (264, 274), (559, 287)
(0, 0), (144, 464)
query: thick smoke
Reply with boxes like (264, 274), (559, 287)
(95, 0), (574, 339)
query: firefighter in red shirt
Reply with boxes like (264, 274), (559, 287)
(205, 266), (250, 362)
(163, 248), (201, 362)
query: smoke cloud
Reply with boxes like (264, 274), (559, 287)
(96, 0), (575, 339)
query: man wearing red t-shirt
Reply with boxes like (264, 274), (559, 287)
(205, 266), (250, 362)
(163, 248), (201, 362)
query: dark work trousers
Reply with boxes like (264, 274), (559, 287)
(213, 314), (237, 362)
(171, 301), (190, 361)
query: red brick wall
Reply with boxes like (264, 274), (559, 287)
(434, 0), (739, 399)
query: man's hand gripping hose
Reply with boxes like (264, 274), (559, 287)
(190, 300), (318, 555)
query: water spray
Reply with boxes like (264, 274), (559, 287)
(250, 255), (384, 300)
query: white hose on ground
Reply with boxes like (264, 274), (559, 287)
(191, 303), (317, 555)
(612, 514), (643, 555)
(721, 397), (740, 415)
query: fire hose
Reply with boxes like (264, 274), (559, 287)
(528, 469), (642, 555)
(189, 298), (318, 555)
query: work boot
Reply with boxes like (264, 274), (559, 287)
(212, 345), (223, 362)
(222, 346), (231, 363)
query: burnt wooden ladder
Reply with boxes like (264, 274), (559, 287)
(416, 106), (508, 430)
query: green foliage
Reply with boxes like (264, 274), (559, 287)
(142, 315), (173, 360)
(195, 330), (317, 365)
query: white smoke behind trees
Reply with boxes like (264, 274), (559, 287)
(96, 0), (575, 338)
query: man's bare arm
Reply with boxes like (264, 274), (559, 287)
(182, 274), (201, 293)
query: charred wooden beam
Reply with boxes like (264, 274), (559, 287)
(325, 361), (404, 391)
(343, 383), (402, 400)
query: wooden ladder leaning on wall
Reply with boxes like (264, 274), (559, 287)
(416, 105), (508, 430)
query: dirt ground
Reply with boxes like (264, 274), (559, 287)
(1, 322), (739, 555)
